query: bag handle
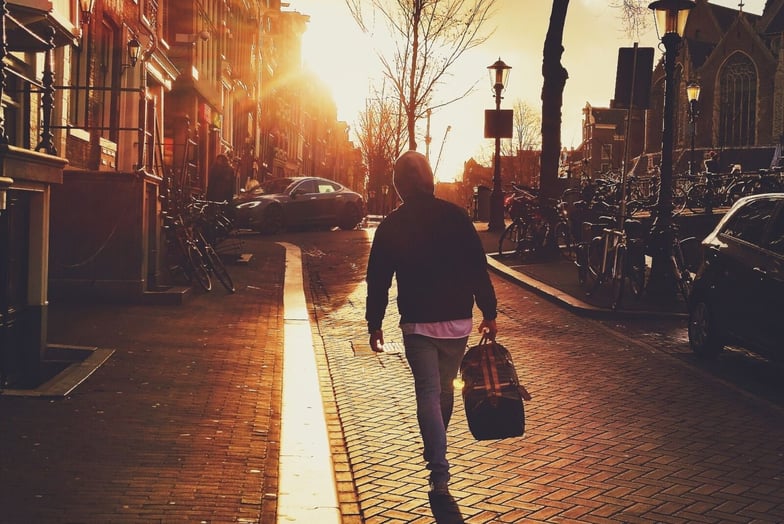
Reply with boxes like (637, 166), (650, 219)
(478, 332), (494, 346)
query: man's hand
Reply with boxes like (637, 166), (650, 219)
(369, 329), (385, 353)
(478, 319), (497, 340)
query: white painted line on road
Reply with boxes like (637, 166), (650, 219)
(276, 242), (340, 524)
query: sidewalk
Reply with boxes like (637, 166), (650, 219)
(0, 240), (289, 523)
(472, 221), (688, 319)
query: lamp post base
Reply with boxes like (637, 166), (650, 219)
(645, 220), (679, 304)
(487, 189), (505, 231)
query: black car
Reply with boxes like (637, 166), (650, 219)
(233, 176), (366, 234)
(688, 193), (784, 360)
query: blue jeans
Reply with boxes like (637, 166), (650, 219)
(403, 334), (468, 484)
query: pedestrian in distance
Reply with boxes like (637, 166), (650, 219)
(206, 153), (236, 203)
(704, 150), (720, 174)
(365, 150), (499, 497)
(703, 151), (720, 214)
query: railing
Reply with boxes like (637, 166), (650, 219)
(0, 0), (57, 155)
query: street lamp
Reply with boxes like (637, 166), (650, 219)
(686, 80), (701, 177)
(487, 58), (512, 232)
(79, 0), (96, 24)
(647, 0), (695, 302)
(122, 37), (142, 70)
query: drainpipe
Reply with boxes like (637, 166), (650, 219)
(0, 176), (13, 386)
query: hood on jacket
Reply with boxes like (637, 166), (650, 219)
(393, 150), (435, 201)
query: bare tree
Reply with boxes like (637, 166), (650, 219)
(510, 99), (542, 153)
(345, 0), (497, 151)
(499, 99), (542, 186)
(355, 83), (406, 212)
(610, 0), (651, 42)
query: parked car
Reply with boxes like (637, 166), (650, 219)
(233, 176), (366, 234)
(688, 193), (784, 360)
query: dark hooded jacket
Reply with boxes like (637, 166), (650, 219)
(365, 151), (497, 332)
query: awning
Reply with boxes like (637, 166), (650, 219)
(6, 1), (78, 51)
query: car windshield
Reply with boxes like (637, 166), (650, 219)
(261, 178), (297, 194)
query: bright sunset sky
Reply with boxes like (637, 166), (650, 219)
(290, 0), (765, 182)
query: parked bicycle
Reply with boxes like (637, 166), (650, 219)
(191, 204), (236, 293)
(551, 188), (582, 261)
(499, 185), (572, 261)
(685, 170), (746, 213)
(498, 191), (550, 260)
(576, 217), (646, 310)
(745, 168), (784, 195)
(163, 199), (236, 293)
(193, 198), (235, 248)
(163, 209), (213, 292)
(626, 172), (687, 216)
(647, 224), (699, 303)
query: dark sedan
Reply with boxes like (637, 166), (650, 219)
(233, 176), (366, 234)
(688, 193), (784, 360)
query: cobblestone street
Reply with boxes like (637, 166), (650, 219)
(303, 228), (784, 523)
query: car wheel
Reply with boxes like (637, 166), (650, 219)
(257, 205), (284, 235)
(688, 299), (724, 358)
(338, 203), (362, 231)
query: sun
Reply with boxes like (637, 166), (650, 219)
(297, 1), (382, 125)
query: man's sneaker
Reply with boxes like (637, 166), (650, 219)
(428, 480), (450, 496)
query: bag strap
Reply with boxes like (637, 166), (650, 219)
(486, 345), (504, 396)
(479, 350), (496, 396)
(478, 340), (503, 397)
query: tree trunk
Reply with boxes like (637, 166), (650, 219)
(407, 0), (422, 151)
(540, 0), (569, 201)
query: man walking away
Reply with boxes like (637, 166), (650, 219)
(206, 154), (235, 203)
(365, 150), (498, 497)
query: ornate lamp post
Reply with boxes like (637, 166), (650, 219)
(487, 58), (511, 232)
(127, 37), (141, 68)
(647, 0), (695, 302)
(79, 0), (96, 24)
(686, 80), (701, 176)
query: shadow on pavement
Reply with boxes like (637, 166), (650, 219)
(428, 493), (465, 524)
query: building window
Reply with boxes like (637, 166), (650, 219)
(719, 53), (757, 147)
(601, 143), (612, 172)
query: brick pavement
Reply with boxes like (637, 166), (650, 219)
(0, 240), (285, 524)
(1, 225), (784, 523)
(305, 227), (784, 523)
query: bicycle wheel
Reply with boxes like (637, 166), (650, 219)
(498, 220), (524, 257)
(517, 221), (542, 259)
(202, 240), (235, 293)
(166, 233), (193, 284)
(186, 241), (212, 292)
(671, 241), (692, 303)
(626, 244), (646, 299)
(672, 186), (687, 215)
(625, 200), (644, 217)
(686, 183), (707, 213)
(554, 221), (574, 260)
(611, 245), (626, 310)
(576, 242), (589, 286)
(726, 182), (746, 205)
(585, 236), (605, 293)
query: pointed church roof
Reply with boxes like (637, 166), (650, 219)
(760, 0), (784, 33)
(709, 2), (743, 31)
(684, 38), (715, 69)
